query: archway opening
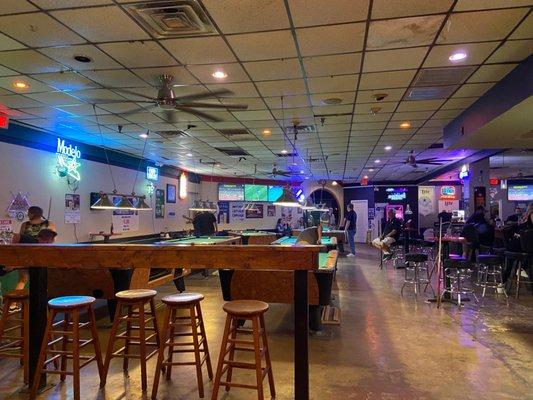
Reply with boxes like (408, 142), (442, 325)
(307, 189), (341, 228)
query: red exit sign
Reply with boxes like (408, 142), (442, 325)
(0, 114), (9, 129)
(489, 178), (499, 186)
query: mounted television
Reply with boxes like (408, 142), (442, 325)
(508, 184), (533, 201)
(267, 186), (283, 202)
(218, 184), (244, 201)
(245, 184), (268, 201)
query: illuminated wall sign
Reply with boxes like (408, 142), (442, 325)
(179, 172), (187, 199)
(459, 164), (469, 179)
(0, 114), (9, 129)
(440, 186), (456, 200)
(146, 166), (159, 181)
(489, 178), (499, 186)
(386, 187), (407, 201)
(56, 138), (81, 181)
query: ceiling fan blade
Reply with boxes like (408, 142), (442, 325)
(174, 106), (223, 122)
(161, 110), (177, 123)
(88, 98), (153, 104)
(111, 88), (155, 101)
(177, 89), (234, 103)
(120, 105), (158, 115)
(179, 102), (248, 110)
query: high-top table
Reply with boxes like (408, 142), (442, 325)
(0, 243), (321, 400)
(428, 236), (466, 303)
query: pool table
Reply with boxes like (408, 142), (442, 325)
(228, 230), (278, 245)
(293, 228), (346, 252)
(155, 235), (242, 246)
(272, 235), (338, 251)
(219, 250), (338, 331)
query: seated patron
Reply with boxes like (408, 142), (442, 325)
(372, 209), (401, 260)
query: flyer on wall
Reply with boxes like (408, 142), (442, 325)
(64, 193), (81, 224)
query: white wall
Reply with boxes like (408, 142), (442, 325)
(0, 141), (194, 243)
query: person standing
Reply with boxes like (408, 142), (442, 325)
(343, 203), (357, 257)
(192, 211), (218, 236)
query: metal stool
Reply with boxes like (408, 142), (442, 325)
(504, 251), (532, 299)
(401, 253), (433, 298)
(211, 300), (275, 400)
(477, 254), (507, 298)
(0, 289), (29, 383)
(101, 289), (161, 391)
(152, 292), (213, 399)
(31, 296), (103, 400)
(442, 258), (478, 306)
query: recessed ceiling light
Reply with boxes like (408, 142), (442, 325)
(186, 153), (193, 157)
(262, 129), (271, 136)
(363, 175), (369, 179)
(331, 180), (338, 186)
(374, 159), (381, 163)
(368, 168), (375, 172)
(74, 55), (92, 63)
(370, 107), (381, 115)
(384, 145), (392, 151)
(300, 170), (304, 174)
(281, 149), (288, 154)
(211, 70), (227, 79)
(400, 122), (411, 129)
(449, 51), (467, 62)
(139, 133), (148, 139)
(12, 80), (29, 89)
(321, 97), (342, 105)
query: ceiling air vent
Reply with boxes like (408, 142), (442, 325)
(218, 129), (253, 142)
(404, 85), (458, 100)
(427, 142), (444, 149)
(214, 147), (250, 157)
(276, 152), (298, 158)
(155, 130), (188, 139)
(413, 66), (476, 87)
(285, 125), (316, 134)
(125, 1), (217, 38)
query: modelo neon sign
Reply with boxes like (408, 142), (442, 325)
(386, 187), (407, 201)
(56, 138), (81, 181)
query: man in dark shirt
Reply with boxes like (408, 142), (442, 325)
(372, 209), (401, 259)
(343, 203), (357, 257)
(192, 211), (218, 236)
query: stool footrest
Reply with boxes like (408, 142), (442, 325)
(223, 360), (261, 370)
(111, 347), (159, 360)
(1, 325), (23, 333)
(219, 380), (258, 390)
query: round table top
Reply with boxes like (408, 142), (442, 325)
(429, 236), (465, 243)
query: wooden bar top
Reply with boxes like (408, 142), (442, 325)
(0, 244), (321, 271)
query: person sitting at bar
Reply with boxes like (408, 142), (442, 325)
(276, 218), (285, 234)
(192, 211), (217, 236)
(372, 208), (401, 260)
(466, 205), (488, 225)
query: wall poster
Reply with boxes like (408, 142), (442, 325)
(418, 186), (435, 216)
(267, 204), (276, 217)
(438, 200), (460, 213)
(6, 191), (31, 221)
(281, 206), (293, 225)
(230, 202), (245, 222)
(112, 209), (139, 233)
(245, 204), (264, 219)
(166, 184), (176, 203)
(64, 193), (81, 224)
(218, 201), (230, 224)
(155, 188), (165, 219)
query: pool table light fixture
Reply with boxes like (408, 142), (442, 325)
(273, 187), (301, 207)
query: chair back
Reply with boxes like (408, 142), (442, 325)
(520, 229), (533, 253)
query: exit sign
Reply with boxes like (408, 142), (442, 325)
(0, 114), (9, 129)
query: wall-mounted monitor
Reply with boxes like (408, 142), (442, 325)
(245, 184), (268, 201)
(267, 186), (283, 202)
(508, 184), (533, 201)
(218, 184), (245, 201)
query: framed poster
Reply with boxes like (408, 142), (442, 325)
(155, 189), (165, 219)
(267, 204), (276, 217)
(64, 193), (81, 224)
(166, 184), (176, 203)
(218, 201), (230, 223)
(245, 204), (264, 219)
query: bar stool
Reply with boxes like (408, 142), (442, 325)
(0, 289), (29, 383)
(442, 258), (478, 306)
(504, 251), (532, 299)
(401, 253), (433, 298)
(31, 296), (103, 400)
(476, 254), (507, 298)
(151, 292), (213, 399)
(211, 300), (275, 400)
(101, 289), (160, 391)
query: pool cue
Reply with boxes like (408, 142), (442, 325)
(47, 196), (52, 220)
(436, 218), (443, 308)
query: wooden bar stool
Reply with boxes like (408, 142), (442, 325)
(151, 292), (213, 399)
(30, 295), (104, 400)
(211, 300), (275, 400)
(101, 289), (160, 391)
(0, 289), (29, 384)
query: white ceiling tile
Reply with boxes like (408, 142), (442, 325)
(58, 104), (112, 116)
(25, 91), (84, 106)
(264, 95), (309, 109)
(0, 50), (64, 74)
(161, 36), (236, 65)
(440, 97), (477, 110)
(0, 65), (17, 77)
(81, 70), (147, 88)
(432, 109), (462, 119)
(231, 110), (273, 121)
(51, 6), (150, 42)
(31, 72), (100, 91)
(487, 39), (533, 63)
(0, 0), (37, 14)
(31, 0), (112, 8)
(390, 110), (434, 120)
(372, 0), (453, 19)
(308, 75), (358, 93)
(367, 15), (445, 50)
(40, 44), (123, 71)
(359, 70), (417, 90)
(288, 0), (369, 27)
(354, 101), (398, 114)
(353, 113), (392, 122)
(438, 8), (528, 43)
(313, 104), (354, 115)
(452, 82), (495, 98)
(206, 83), (259, 98)
(363, 47), (428, 72)
(357, 88), (407, 103)
(0, 94), (44, 108)
(510, 12), (533, 39)
(0, 75), (53, 93)
(188, 63), (249, 84)
(97, 41), (177, 68)
(296, 23), (365, 56)
(202, 0), (289, 33)
(256, 79), (307, 97)
(454, 0), (532, 11)
(310, 92), (356, 107)
(243, 59), (302, 81)
(397, 99), (445, 112)
(467, 63), (517, 83)
(131, 67), (199, 86)
(226, 30), (297, 61)
(303, 53), (362, 77)
(424, 42), (500, 67)
(0, 32), (26, 51)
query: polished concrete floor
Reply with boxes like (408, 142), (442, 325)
(1, 245), (532, 400)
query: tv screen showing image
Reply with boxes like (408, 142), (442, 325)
(218, 184), (245, 201)
(268, 186), (283, 202)
(245, 184), (268, 201)
(508, 184), (533, 201)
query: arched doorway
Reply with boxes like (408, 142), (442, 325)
(307, 189), (341, 227)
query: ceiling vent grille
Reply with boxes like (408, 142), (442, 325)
(214, 147), (250, 157)
(413, 66), (476, 87)
(428, 142), (444, 149)
(218, 129), (253, 142)
(155, 130), (188, 139)
(276, 152), (298, 158)
(404, 85), (458, 100)
(125, 1), (217, 38)
(285, 125), (316, 134)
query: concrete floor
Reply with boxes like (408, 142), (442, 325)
(1, 245), (532, 400)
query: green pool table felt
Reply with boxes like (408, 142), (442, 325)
(156, 236), (238, 245)
(271, 236), (336, 246)
(230, 231), (274, 236)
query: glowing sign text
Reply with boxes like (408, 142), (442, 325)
(56, 138), (81, 181)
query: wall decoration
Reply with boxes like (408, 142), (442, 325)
(146, 181), (155, 196)
(0, 219), (13, 244)
(155, 189), (165, 219)
(438, 200), (459, 213)
(6, 191), (31, 221)
(281, 206), (293, 225)
(218, 201), (230, 223)
(230, 202), (245, 222)
(112, 208), (139, 233)
(179, 172), (187, 199)
(55, 138), (81, 182)
(439, 186), (457, 200)
(64, 193), (81, 224)
(418, 186), (435, 216)
(245, 204), (264, 219)
(146, 166), (159, 181)
(166, 184), (176, 203)
(267, 204), (276, 217)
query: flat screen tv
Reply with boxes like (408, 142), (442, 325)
(267, 186), (283, 202)
(244, 184), (268, 201)
(508, 184), (533, 201)
(218, 184), (244, 201)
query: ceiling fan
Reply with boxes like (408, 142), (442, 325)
(396, 150), (452, 168)
(91, 74), (248, 123)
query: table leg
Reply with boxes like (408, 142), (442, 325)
(29, 266), (47, 392)
(294, 270), (309, 400)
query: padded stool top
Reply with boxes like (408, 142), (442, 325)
(162, 292), (204, 305)
(477, 254), (503, 265)
(3, 289), (29, 300)
(223, 300), (269, 317)
(443, 258), (470, 269)
(116, 289), (157, 300)
(504, 251), (530, 261)
(48, 295), (95, 308)
(405, 253), (428, 262)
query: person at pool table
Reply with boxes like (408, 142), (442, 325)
(295, 225), (322, 245)
(192, 211), (218, 236)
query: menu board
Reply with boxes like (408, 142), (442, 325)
(218, 184), (245, 201)
(245, 184), (268, 201)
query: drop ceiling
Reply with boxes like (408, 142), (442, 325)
(0, 0), (531, 182)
